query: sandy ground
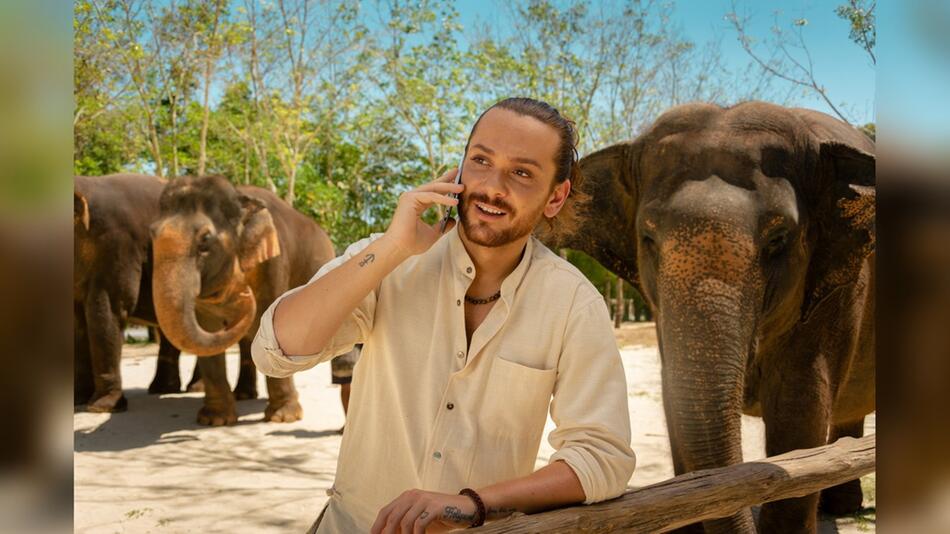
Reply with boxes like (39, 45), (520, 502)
(74, 322), (875, 533)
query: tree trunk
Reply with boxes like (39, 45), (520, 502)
(170, 95), (179, 178)
(197, 1), (223, 177)
(614, 278), (623, 328)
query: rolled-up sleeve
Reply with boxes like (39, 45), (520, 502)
(547, 295), (636, 504)
(251, 233), (383, 378)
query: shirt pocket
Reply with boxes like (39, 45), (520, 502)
(479, 356), (557, 441)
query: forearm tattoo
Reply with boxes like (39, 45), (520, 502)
(358, 253), (375, 267)
(442, 505), (475, 524)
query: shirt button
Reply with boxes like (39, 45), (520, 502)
(456, 351), (464, 359)
(466, 266), (472, 274)
(433, 451), (442, 460)
(456, 299), (461, 306)
(446, 403), (454, 410)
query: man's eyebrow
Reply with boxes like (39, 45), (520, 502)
(471, 143), (543, 170)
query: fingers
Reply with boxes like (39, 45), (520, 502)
(373, 491), (428, 534)
(401, 500), (429, 534)
(402, 191), (459, 210)
(370, 502), (396, 534)
(412, 505), (438, 534)
(416, 181), (463, 194)
(436, 167), (460, 183)
(416, 168), (462, 191)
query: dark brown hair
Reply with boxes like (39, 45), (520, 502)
(465, 97), (590, 241)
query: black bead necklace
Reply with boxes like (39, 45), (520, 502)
(464, 290), (501, 305)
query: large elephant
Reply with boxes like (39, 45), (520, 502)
(149, 174), (336, 426)
(74, 174), (201, 412)
(550, 102), (874, 533)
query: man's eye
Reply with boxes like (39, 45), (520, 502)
(514, 169), (531, 178)
(471, 156), (488, 165)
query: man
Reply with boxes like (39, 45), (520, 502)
(330, 343), (360, 433)
(252, 98), (635, 533)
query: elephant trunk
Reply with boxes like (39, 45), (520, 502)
(656, 226), (761, 533)
(152, 220), (255, 356)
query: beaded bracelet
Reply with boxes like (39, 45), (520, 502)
(458, 487), (486, 528)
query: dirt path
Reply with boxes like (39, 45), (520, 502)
(74, 322), (874, 532)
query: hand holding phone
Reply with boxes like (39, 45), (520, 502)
(383, 168), (463, 257)
(439, 152), (465, 233)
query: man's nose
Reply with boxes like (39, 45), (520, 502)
(481, 168), (508, 196)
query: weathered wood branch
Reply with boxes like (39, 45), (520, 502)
(470, 434), (875, 533)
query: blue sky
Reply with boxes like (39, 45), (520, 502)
(188, 0), (879, 127)
(455, 0), (877, 125)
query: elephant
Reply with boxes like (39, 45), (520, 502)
(149, 174), (336, 426)
(74, 174), (202, 412)
(548, 101), (874, 533)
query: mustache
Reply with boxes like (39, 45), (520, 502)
(462, 192), (513, 214)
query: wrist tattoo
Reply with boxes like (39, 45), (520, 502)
(358, 253), (375, 267)
(442, 505), (475, 524)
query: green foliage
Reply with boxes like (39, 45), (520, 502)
(73, 0), (839, 286)
(564, 249), (651, 321)
(835, 0), (876, 63)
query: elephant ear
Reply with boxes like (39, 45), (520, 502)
(546, 141), (640, 285)
(74, 190), (90, 231)
(237, 194), (281, 272)
(803, 140), (875, 318)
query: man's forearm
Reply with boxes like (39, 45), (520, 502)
(273, 234), (408, 356)
(476, 460), (586, 520)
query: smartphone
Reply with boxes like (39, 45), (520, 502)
(438, 151), (465, 233)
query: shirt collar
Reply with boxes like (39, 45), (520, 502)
(447, 223), (535, 304)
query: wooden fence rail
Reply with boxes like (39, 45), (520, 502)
(470, 434), (875, 533)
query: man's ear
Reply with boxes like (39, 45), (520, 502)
(237, 194), (281, 272)
(543, 179), (571, 219)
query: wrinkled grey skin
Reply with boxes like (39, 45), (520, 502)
(74, 174), (202, 413)
(546, 102), (874, 533)
(150, 175), (335, 426)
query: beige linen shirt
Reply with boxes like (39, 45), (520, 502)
(251, 224), (636, 532)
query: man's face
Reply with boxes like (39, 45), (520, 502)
(458, 107), (561, 248)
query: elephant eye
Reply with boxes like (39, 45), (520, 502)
(764, 230), (789, 257)
(641, 234), (658, 256)
(197, 230), (215, 254)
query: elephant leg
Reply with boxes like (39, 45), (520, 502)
(758, 360), (833, 534)
(233, 338), (259, 400)
(819, 418), (866, 515)
(264, 374), (303, 423)
(186, 359), (204, 392)
(195, 353), (236, 426)
(84, 289), (127, 413)
(74, 306), (94, 405)
(148, 331), (182, 394)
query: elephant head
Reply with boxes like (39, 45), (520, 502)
(150, 175), (281, 356)
(549, 101), (875, 532)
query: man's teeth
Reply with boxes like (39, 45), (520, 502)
(477, 203), (505, 215)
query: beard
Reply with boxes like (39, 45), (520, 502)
(458, 191), (546, 248)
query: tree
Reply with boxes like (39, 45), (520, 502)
(232, 0), (367, 205)
(726, 0), (875, 125)
(90, 0), (174, 176)
(835, 0), (876, 65)
(74, 1), (140, 174)
(370, 0), (477, 182)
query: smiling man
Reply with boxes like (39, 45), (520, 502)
(252, 97), (635, 533)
